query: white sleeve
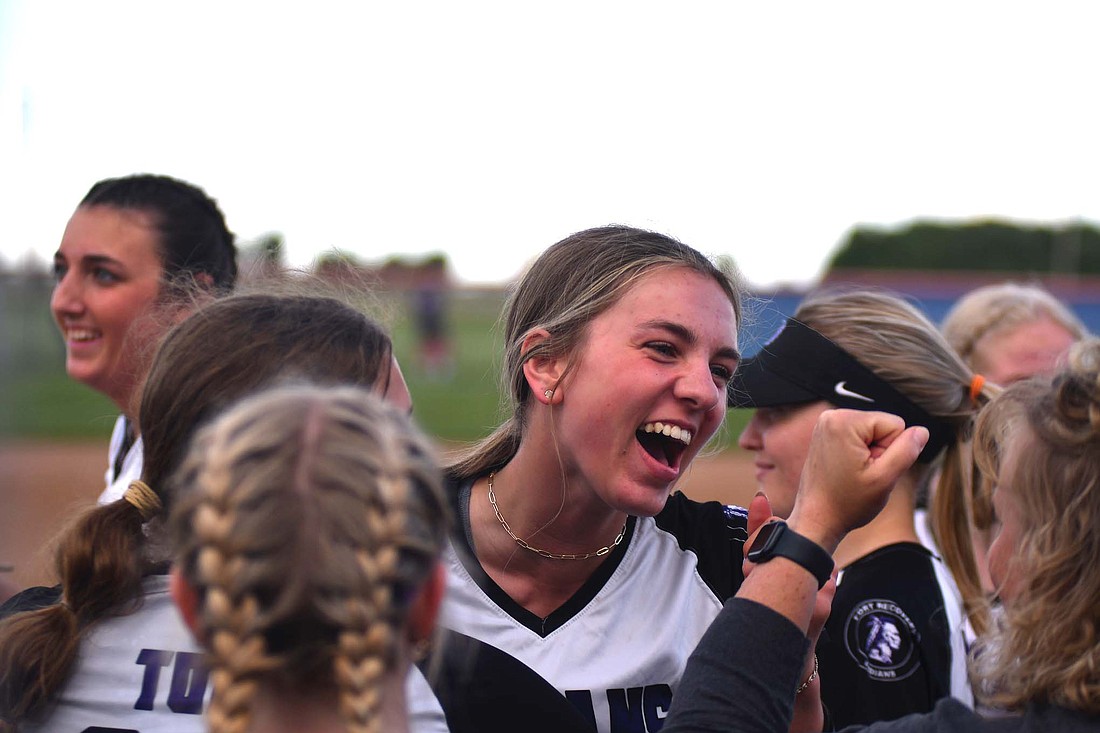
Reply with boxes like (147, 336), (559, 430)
(99, 433), (144, 505)
(407, 665), (450, 733)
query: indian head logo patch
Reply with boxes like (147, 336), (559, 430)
(844, 599), (921, 681)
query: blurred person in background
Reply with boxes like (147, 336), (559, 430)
(50, 173), (237, 506)
(731, 290), (988, 726)
(941, 281), (1086, 388)
(921, 281), (1088, 595)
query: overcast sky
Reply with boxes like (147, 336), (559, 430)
(2, 1), (1098, 287)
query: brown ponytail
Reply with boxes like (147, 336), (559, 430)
(0, 499), (150, 723)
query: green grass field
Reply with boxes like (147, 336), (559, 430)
(1, 281), (746, 450)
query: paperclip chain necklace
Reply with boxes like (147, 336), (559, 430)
(487, 472), (627, 560)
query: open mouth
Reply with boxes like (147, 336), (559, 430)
(636, 421), (692, 468)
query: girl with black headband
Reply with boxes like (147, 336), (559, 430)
(729, 290), (994, 727)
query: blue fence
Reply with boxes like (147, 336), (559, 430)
(740, 293), (1100, 358)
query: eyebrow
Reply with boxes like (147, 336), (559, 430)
(640, 319), (741, 362)
(53, 252), (124, 268)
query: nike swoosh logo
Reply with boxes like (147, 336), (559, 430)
(834, 381), (874, 403)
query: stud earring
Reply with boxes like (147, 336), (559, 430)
(544, 388), (554, 400)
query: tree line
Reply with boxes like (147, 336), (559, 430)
(830, 220), (1100, 274)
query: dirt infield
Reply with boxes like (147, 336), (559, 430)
(1, 440), (758, 593)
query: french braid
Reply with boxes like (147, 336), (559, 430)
(170, 385), (447, 733)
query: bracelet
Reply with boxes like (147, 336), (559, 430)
(796, 654), (818, 694)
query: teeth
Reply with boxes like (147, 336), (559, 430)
(68, 329), (98, 342)
(640, 422), (692, 446)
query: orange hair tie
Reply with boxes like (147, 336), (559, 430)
(969, 374), (986, 405)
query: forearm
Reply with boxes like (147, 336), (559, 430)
(665, 598), (810, 733)
(790, 654), (824, 733)
(737, 557), (826, 733)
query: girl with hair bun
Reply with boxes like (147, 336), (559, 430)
(169, 384), (447, 733)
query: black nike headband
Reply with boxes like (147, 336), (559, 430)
(728, 318), (954, 463)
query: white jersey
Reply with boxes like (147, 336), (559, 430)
(929, 546), (974, 707)
(408, 666), (451, 732)
(915, 506), (978, 652)
(20, 576), (208, 733)
(99, 414), (143, 505)
(438, 481), (747, 733)
(10, 576), (449, 733)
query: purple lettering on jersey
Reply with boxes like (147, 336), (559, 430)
(167, 651), (209, 714)
(568, 685), (674, 732)
(608, 686), (646, 732)
(134, 648), (174, 710)
(565, 688), (598, 729)
(643, 684), (672, 731)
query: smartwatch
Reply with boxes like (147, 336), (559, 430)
(746, 520), (834, 589)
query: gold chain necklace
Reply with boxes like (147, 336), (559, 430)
(487, 471), (627, 560)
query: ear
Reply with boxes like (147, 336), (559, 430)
(407, 562), (446, 644)
(521, 328), (565, 405)
(169, 566), (204, 642)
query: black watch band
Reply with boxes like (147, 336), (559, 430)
(746, 520), (834, 589)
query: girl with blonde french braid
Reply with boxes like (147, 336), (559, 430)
(169, 385), (448, 733)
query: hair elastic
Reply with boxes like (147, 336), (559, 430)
(124, 480), (163, 522)
(969, 374), (986, 405)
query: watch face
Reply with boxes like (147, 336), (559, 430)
(747, 520), (785, 560)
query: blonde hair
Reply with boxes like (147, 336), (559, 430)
(169, 385), (447, 733)
(942, 282), (1086, 373)
(970, 338), (1100, 713)
(795, 289), (997, 634)
(449, 225), (743, 479)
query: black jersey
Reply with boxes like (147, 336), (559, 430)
(819, 542), (968, 727)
